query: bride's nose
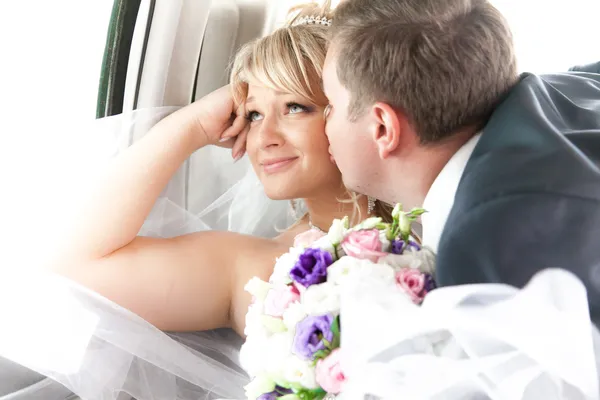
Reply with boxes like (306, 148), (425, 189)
(256, 115), (285, 149)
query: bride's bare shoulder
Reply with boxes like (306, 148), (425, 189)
(272, 218), (311, 246)
(189, 230), (292, 261)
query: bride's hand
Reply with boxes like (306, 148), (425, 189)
(165, 85), (249, 159)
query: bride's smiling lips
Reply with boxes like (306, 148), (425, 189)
(260, 156), (299, 174)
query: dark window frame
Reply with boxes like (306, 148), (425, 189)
(96, 0), (155, 118)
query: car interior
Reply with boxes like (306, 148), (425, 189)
(0, 0), (598, 399)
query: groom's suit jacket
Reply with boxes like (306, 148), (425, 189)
(436, 62), (600, 324)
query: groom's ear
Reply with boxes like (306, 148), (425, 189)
(371, 102), (404, 159)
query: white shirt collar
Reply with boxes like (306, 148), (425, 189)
(421, 133), (481, 253)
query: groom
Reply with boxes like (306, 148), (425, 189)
(324, 0), (600, 323)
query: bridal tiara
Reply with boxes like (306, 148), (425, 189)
(292, 15), (332, 27)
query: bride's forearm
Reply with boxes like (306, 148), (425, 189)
(62, 113), (204, 261)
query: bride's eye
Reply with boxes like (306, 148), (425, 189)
(287, 103), (309, 114)
(245, 110), (263, 122)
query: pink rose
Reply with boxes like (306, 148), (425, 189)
(341, 229), (387, 262)
(395, 268), (426, 304)
(294, 229), (326, 248)
(264, 285), (301, 317)
(315, 348), (346, 394)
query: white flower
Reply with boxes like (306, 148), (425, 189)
(327, 217), (349, 245)
(244, 375), (276, 399)
(260, 315), (287, 333)
(379, 246), (436, 275)
(240, 333), (269, 376)
(327, 256), (362, 286)
(309, 235), (337, 258)
(270, 247), (302, 285)
(378, 253), (417, 271)
(282, 356), (319, 389)
(351, 217), (383, 231)
(417, 246), (437, 275)
(399, 212), (411, 236)
(302, 281), (340, 316)
(244, 277), (272, 302)
(379, 230), (391, 252)
(392, 203), (402, 219)
(263, 332), (295, 380)
(245, 302), (268, 338)
(282, 301), (307, 332)
(327, 256), (395, 286)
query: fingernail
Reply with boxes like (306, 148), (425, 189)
(219, 137), (230, 143)
(233, 151), (245, 162)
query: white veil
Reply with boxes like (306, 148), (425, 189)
(0, 107), (297, 400)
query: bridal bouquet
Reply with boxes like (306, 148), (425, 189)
(240, 204), (436, 400)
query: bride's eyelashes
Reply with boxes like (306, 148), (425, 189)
(245, 110), (262, 122)
(244, 102), (314, 123)
(285, 102), (314, 115)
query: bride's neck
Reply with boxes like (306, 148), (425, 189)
(303, 190), (368, 232)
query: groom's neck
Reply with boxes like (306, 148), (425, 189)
(387, 129), (475, 208)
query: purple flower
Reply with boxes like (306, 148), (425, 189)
(257, 393), (277, 400)
(289, 248), (333, 288)
(391, 239), (421, 255)
(423, 273), (437, 294)
(391, 240), (404, 254)
(293, 314), (334, 360)
(257, 386), (293, 400)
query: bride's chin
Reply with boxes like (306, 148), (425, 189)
(262, 182), (302, 201)
(263, 189), (296, 201)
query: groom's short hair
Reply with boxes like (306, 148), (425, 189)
(330, 0), (518, 144)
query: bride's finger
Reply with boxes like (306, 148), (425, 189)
(220, 114), (248, 141)
(215, 137), (235, 149)
(232, 125), (249, 161)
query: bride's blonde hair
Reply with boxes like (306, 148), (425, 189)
(230, 1), (333, 107)
(230, 1), (393, 223)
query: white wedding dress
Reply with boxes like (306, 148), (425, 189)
(0, 108), (598, 400)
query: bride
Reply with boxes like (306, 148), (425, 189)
(0, 1), (392, 399)
(53, 0), (386, 337)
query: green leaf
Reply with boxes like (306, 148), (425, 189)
(387, 220), (398, 241)
(296, 388), (327, 400)
(278, 396), (301, 400)
(312, 349), (330, 362)
(331, 336), (341, 350)
(331, 316), (340, 336)
(375, 222), (390, 230)
(407, 207), (427, 218)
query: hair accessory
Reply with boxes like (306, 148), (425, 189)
(292, 15), (332, 27)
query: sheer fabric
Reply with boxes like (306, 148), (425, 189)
(0, 108), (295, 399)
